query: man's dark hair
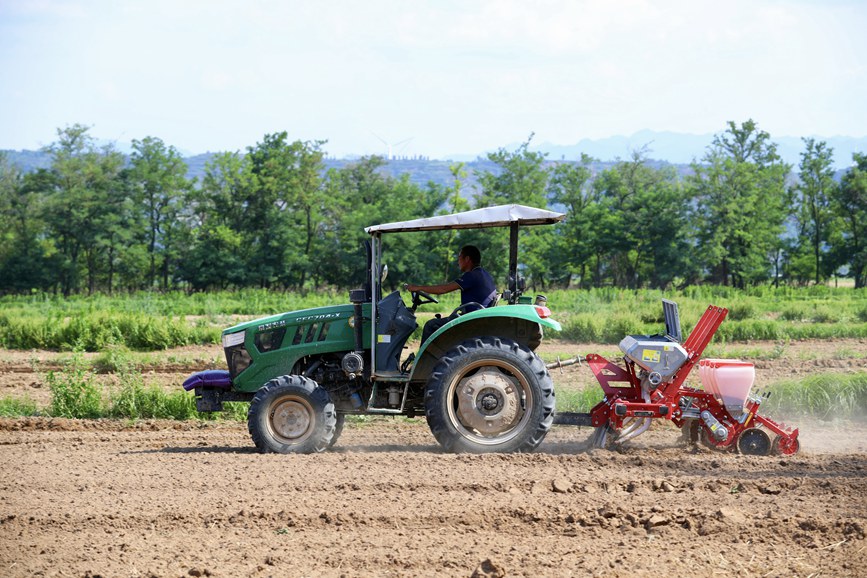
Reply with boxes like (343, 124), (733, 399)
(460, 245), (481, 266)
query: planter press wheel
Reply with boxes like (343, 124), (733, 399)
(737, 428), (772, 456)
(771, 435), (800, 456)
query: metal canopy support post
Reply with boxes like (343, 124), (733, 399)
(370, 233), (380, 377)
(508, 223), (519, 301)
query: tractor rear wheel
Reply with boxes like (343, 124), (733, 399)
(248, 375), (336, 454)
(424, 337), (555, 453)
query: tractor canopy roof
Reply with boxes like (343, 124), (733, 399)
(365, 204), (565, 235)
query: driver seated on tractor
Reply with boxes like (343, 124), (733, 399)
(404, 245), (498, 343)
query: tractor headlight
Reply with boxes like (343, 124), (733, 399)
(222, 331), (245, 348)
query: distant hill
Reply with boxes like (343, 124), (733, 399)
(182, 155), (502, 189)
(1, 149), (52, 173)
(524, 130), (867, 168)
(4, 129), (863, 189)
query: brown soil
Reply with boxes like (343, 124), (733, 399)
(0, 339), (865, 577)
(0, 418), (865, 577)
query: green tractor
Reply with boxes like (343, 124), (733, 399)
(183, 204), (565, 454)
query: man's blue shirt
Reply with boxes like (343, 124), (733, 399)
(455, 267), (497, 309)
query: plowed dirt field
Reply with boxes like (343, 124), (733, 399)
(0, 418), (865, 577)
(1, 341), (865, 577)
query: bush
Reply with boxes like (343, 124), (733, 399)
(810, 305), (842, 323)
(560, 314), (601, 342)
(764, 372), (867, 420)
(107, 373), (199, 420)
(93, 345), (137, 374)
(223, 402), (250, 421)
(717, 320), (782, 341)
(727, 301), (757, 321)
(556, 387), (604, 413)
(780, 305), (806, 321)
(599, 313), (645, 344)
(46, 353), (102, 419)
(0, 311), (220, 351)
(0, 397), (39, 417)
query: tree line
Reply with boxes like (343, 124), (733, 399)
(1, 120), (866, 296)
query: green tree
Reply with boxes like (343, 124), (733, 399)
(42, 124), (125, 295)
(438, 163), (471, 278)
(177, 224), (245, 290)
(128, 137), (192, 290)
(279, 137), (327, 288)
(475, 134), (549, 208)
(0, 153), (24, 281)
(591, 150), (691, 289)
(242, 133), (327, 289)
(178, 152), (255, 291)
(545, 154), (595, 287)
(832, 152), (867, 288)
(688, 120), (790, 287)
(788, 139), (837, 285)
(474, 135), (552, 288)
(0, 157), (59, 292)
(193, 151), (251, 231)
(180, 151), (252, 290)
(320, 156), (447, 290)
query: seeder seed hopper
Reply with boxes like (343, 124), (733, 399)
(556, 300), (800, 455)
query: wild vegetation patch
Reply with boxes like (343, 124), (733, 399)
(1, 286), (864, 350)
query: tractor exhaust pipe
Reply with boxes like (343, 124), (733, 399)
(349, 289), (366, 356)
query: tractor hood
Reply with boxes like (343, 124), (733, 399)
(222, 304), (356, 337)
(365, 204), (565, 234)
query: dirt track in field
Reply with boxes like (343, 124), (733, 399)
(0, 418), (865, 577)
(0, 339), (866, 577)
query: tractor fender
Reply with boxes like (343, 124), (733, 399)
(409, 305), (561, 382)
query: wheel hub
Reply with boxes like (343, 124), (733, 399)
(456, 369), (521, 435)
(270, 399), (312, 440)
(479, 390), (502, 413)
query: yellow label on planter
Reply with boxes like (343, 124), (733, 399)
(642, 349), (660, 363)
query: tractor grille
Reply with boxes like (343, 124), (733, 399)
(225, 344), (252, 379)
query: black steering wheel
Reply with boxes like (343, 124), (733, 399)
(449, 302), (483, 317)
(410, 289), (438, 312)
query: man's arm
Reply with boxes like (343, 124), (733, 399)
(403, 281), (460, 295)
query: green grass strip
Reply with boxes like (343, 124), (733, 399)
(762, 372), (867, 420)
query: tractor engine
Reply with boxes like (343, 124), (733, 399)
(299, 355), (357, 394)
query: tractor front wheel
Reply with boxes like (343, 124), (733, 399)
(248, 375), (336, 454)
(424, 337), (555, 453)
(330, 413), (346, 448)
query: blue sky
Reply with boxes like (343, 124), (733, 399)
(1, 0), (865, 159)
